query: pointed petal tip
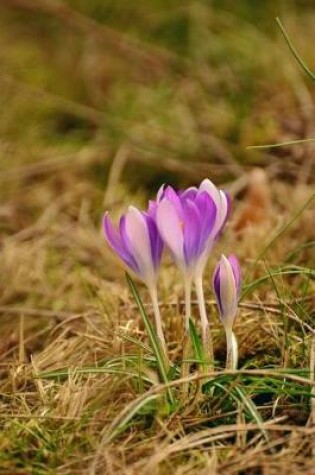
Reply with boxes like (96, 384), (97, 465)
(102, 211), (111, 232)
(157, 183), (166, 201)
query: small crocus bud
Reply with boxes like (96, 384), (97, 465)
(213, 254), (241, 369)
(213, 255), (241, 328)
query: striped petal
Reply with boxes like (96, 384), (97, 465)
(199, 179), (230, 238)
(103, 213), (139, 273)
(213, 254), (241, 329)
(144, 212), (163, 270)
(156, 198), (184, 264)
(182, 199), (202, 265)
(124, 206), (156, 284)
(195, 191), (217, 244)
(162, 186), (184, 220)
(228, 254), (242, 295)
(214, 190), (230, 236)
(180, 186), (198, 201)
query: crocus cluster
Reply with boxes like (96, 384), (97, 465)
(103, 178), (241, 370)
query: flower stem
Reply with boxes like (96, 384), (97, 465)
(149, 285), (168, 366)
(184, 276), (192, 332)
(181, 275), (192, 398)
(195, 275), (214, 371)
(226, 330), (238, 370)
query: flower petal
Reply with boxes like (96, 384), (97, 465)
(219, 254), (238, 326)
(180, 186), (198, 201)
(195, 191), (217, 243)
(103, 213), (139, 273)
(214, 190), (230, 236)
(228, 254), (241, 296)
(147, 199), (158, 220)
(213, 261), (222, 313)
(156, 184), (165, 202)
(199, 179), (230, 238)
(144, 212), (163, 270)
(182, 199), (202, 265)
(163, 186), (184, 220)
(156, 198), (184, 264)
(124, 206), (156, 284)
(199, 179), (221, 207)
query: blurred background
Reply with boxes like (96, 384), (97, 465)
(1, 0), (315, 203)
(0, 0), (314, 296)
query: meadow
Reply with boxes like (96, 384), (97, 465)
(0, 1), (314, 474)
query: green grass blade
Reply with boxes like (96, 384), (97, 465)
(256, 194), (315, 264)
(247, 138), (315, 150)
(285, 241), (315, 263)
(189, 318), (205, 364)
(241, 266), (314, 299)
(115, 332), (153, 353)
(100, 393), (159, 444)
(126, 273), (174, 404)
(276, 17), (315, 81)
(241, 193), (314, 289)
(234, 386), (270, 444)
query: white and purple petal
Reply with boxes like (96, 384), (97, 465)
(103, 213), (139, 273)
(213, 261), (222, 313)
(124, 206), (156, 284)
(144, 212), (163, 270)
(162, 186), (184, 220)
(182, 199), (202, 265)
(195, 191), (217, 244)
(156, 198), (185, 265)
(227, 254), (242, 296)
(212, 254), (241, 329)
(199, 179), (230, 239)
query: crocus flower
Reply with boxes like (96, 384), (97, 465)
(182, 179), (230, 252)
(213, 254), (241, 369)
(185, 179), (230, 368)
(103, 206), (163, 286)
(103, 206), (167, 356)
(155, 180), (230, 367)
(155, 185), (217, 330)
(185, 179), (230, 324)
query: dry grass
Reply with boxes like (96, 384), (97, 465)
(0, 171), (314, 474)
(0, 1), (315, 474)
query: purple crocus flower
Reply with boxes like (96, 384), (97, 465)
(184, 179), (231, 273)
(188, 179), (230, 366)
(155, 185), (217, 273)
(155, 185), (217, 331)
(154, 179), (230, 348)
(213, 254), (241, 369)
(103, 206), (163, 287)
(103, 205), (167, 357)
